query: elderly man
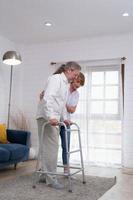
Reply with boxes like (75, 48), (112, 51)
(36, 61), (81, 189)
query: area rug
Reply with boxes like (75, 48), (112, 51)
(0, 173), (116, 200)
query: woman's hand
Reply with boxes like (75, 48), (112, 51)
(39, 90), (44, 100)
(63, 120), (72, 126)
(66, 105), (76, 113)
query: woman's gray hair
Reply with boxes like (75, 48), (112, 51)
(54, 61), (81, 74)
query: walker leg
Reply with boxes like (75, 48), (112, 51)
(68, 176), (73, 192)
(77, 126), (86, 185)
(82, 169), (86, 184)
(32, 172), (38, 188)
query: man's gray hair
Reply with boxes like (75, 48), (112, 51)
(65, 61), (81, 71)
(54, 61), (81, 74)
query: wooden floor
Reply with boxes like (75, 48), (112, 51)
(0, 160), (36, 181)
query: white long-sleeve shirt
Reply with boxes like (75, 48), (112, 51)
(66, 90), (79, 120)
(36, 72), (69, 121)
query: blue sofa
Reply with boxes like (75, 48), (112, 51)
(0, 129), (31, 169)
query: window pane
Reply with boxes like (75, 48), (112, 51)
(92, 72), (104, 84)
(89, 120), (105, 133)
(106, 150), (121, 164)
(88, 134), (121, 149)
(78, 86), (87, 100)
(105, 71), (118, 84)
(105, 86), (119, 99)
(106, 135), (121, 148)
(105, 120), (121, 134)
(91, 101), (104, 114)
(89, 134), (106, 147)
(75, 100), (87, 115)
(105, 101), (118, 114)
(89, 149), (121, 165)
(88, 120), (121, 134)
(91, 86), (104, 99)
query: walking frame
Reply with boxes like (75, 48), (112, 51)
(32, 121), (86, 192)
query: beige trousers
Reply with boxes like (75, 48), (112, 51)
(37, 118), (59, 185)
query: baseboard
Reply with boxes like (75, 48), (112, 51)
(122, 167), (133, 175)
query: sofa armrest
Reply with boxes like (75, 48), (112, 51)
(6, 129), (31, 147)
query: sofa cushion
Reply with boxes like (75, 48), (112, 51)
(7, 130), (29, 145)
(0, 124), (8, 143)
(0, 147), (10, 162)
(0, 144), (29, 161)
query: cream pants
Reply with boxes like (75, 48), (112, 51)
(37, 118), (59, 185)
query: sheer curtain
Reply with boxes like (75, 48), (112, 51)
(70, 58), (123, 167)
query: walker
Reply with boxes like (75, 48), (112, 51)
(32, 121), (86, 192)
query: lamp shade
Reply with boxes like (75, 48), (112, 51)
(3, 51), (22, 65)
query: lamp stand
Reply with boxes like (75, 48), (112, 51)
(7, 65), (13, 129)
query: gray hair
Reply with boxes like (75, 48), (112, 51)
(54, 61), (81, 74)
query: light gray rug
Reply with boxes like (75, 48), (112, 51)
(0, 173), (116, 200)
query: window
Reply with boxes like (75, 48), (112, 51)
(71, 64), (122, 167)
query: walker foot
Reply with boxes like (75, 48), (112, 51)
(32, 185), (36, 188)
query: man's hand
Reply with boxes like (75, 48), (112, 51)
(49, 119), (59, 126)
(63, 120), (72, 126)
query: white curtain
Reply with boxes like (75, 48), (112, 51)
(70, 58), (123, 167)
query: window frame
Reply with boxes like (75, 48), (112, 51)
(87, 65), (121, 120)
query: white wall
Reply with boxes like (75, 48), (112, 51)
(17, 33), (133, 169)
(1, 33), (133, 169)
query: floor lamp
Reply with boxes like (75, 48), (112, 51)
(2, 51), (22, 128)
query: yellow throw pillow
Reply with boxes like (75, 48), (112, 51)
(0, 124), (7, 143)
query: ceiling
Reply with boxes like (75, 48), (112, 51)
(0, 0), (133, 44)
